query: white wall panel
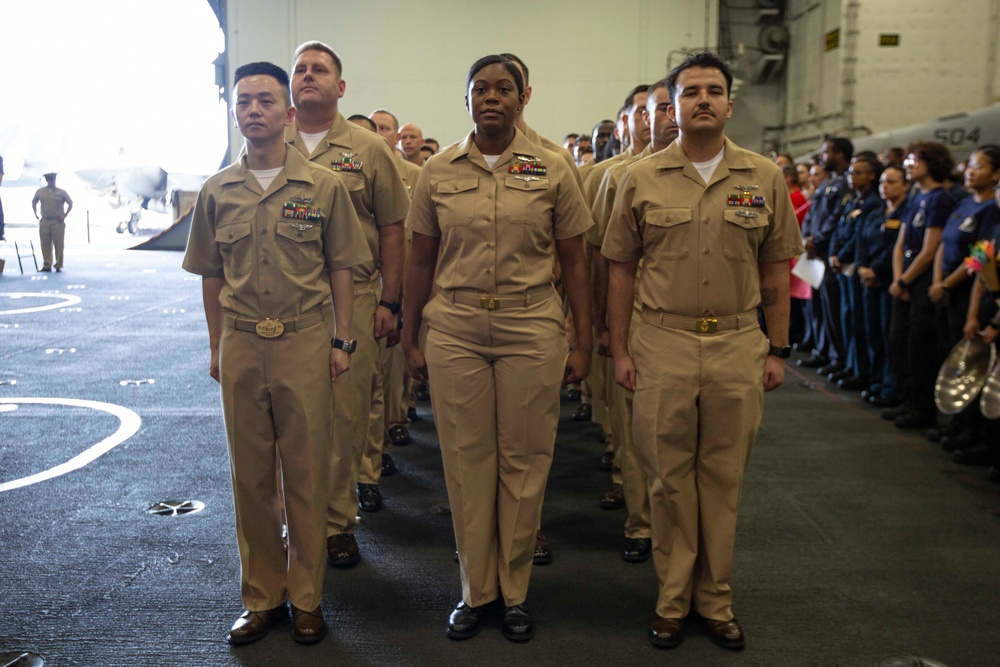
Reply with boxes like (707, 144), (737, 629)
(225, 0), (717, 161)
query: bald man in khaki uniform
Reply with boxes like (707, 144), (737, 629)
(603, 53), (801, 651)
(183, 62), (370, 645)
(31, 173), (73, 272)
(287, 42), (410, 564)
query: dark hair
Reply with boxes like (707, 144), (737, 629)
(580, 145), (594, 154)
(624, 84), (651, 112)
(647, 79), (669, 98)
(348, 114), (377, 132)
(825, 137), (855, 163)
(420, 143), (437, 155)
(781, 165), (798, 181)
(882, 164), (907, 182)
(666, 52), (733, 101)
(499, 52), (529, 86)
(293, 41), (343, 76)
(425, 137), (439, 146)
(564, 133), (579, 141)
(972, 144), (1000, 171)
(851, 155), (882, 182)
(234, 62), (291, 106)
(776, 153), (794, 164)
(466, 55), (524, 96)
(907, 141), (954, 183)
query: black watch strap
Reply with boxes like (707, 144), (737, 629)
(378, 299), (401, 315)
(768, 344), (792, 359)
(331, 338), (357, 354)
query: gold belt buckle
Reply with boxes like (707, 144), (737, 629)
(696, 317), (718, 334)
(255, 318), (285, 338)
(480, 296), (500, 310)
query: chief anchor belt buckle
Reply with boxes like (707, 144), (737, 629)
(480, 296), (501, 310)
(696, 317), (718, 334)
(255, 318), (285, 338)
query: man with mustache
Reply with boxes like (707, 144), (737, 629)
(603, 52), (802, 651)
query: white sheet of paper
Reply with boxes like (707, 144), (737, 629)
(840, 262), (856, 278)
(791, 253), (825, 289)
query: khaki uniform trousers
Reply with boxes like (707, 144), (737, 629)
(380, 335), (410, 452)
(586, 345), (613, 455)
(328, 277), (382, 535)
(606, 307), (650, 537)
(219, 315), (332, 611)
(423, 291), (566, 607)
(39, 219), (65, 270)
(631, 314), (766, 621)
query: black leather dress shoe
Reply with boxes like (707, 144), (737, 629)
(227, 607), (282, 645)
(501, 604), (535, 642)
(572, 403), (592, 421)
(870, 395), (903, 408)
(290, 605), (327, 644)
(796, 354), (828, 368)
(446, 601), (483, 640)
(358, 483), (383, 511)
(381, 454), (397, 476)
(600, 483), (625, 509)
(817, 362), (842, 376)
(828, 368), (853, 382)
(388, 424), (410, 446)
(327, 533), (361, 567)
(414, 384), (430, 401)
(940, 430), (977, 452)
(533, 531), (552, 565)
(599, 450), (614, 471)
(837, 375), (868, 391)
(881, 402), (911, 420)
(704, 617), (745, 650)
(953, 443), (995, 465)
(407, 406), (420, 421)
(895, 410), (935, 429)
(622, 537), (652, 563)
(649, 615), (684, 648)
(567, 388), (582, 401)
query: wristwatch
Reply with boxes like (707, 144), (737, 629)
(331, 338), (357, 354)
(378, 299), (401, 315)
(768, 344), (792, 359)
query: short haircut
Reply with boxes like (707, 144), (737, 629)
(781, 165), (798, 181)
(851, 154), (882, 182)
(467, 55), (524, 96)
(234, 61), (291, 106)
(666, 51), (733, 101)
(825, 136), (855, 163)
(499, 52), (529, 86)
(420, 145), (436, 155)
(580, 145), (594, 154)
(646, 78), (669, 101)
(293, 41), (343, 77)
(425, 138), (439, 146)
(564, 133), (579, 141)
(592, 120), (615, 134)
(370, 108), (399, 132)
(624, 84), (651, 112)
(776, 153), (794, 164)
(348, 114), (377, 132)
(882, 164), (907, 183)
(907, 141), (954, 183)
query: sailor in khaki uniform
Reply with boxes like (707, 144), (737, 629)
(31, 173), (73, 271)
(591, 80), (677, 563)
(403, 55), (592, 643)
(182, 62), (370, 646)
(287, 42), (410, 560)
(603, 53), (802, 651)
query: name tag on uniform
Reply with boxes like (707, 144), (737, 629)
(883, 218), (901, 231)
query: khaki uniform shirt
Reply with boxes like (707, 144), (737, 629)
(286, 114), (410, 281)
(589, 144), (654, 247)
(583, 151), (630, 213)
(522, 124), (584, 193)
(396, 156), (423, 197)
(602, 137), (803, 317)
(407, 128), (592, 294)
(182, 146), (371, 319)
(32, 186), (72, 221)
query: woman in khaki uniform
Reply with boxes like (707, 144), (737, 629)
(402, 55), (592, 643)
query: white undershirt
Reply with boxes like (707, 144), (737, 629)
(483, 154), (501, 169)
(299, 130), (328, 155)
(249, 166), (283, 191)
(692, 146), (725, 184)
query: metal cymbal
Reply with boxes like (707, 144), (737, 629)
(934, 338), (995, 414)
(980, 353), (1000, 419)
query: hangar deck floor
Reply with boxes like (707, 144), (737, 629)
(1, 241), (998, 667)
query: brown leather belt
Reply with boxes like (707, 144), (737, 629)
(224, 309), (324, 338)
(640, 307), (758, 334)
(440, 284), (553, 310)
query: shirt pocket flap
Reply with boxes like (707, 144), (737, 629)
(215, 221), (252, 245)
(437, 178), (479, 195)
(504, 175), (550, 191)
(275, 222), (323, 243)
(724, 208), (768, 229)
(646, 207), (692, 229)
(337, 171), (366, 192)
